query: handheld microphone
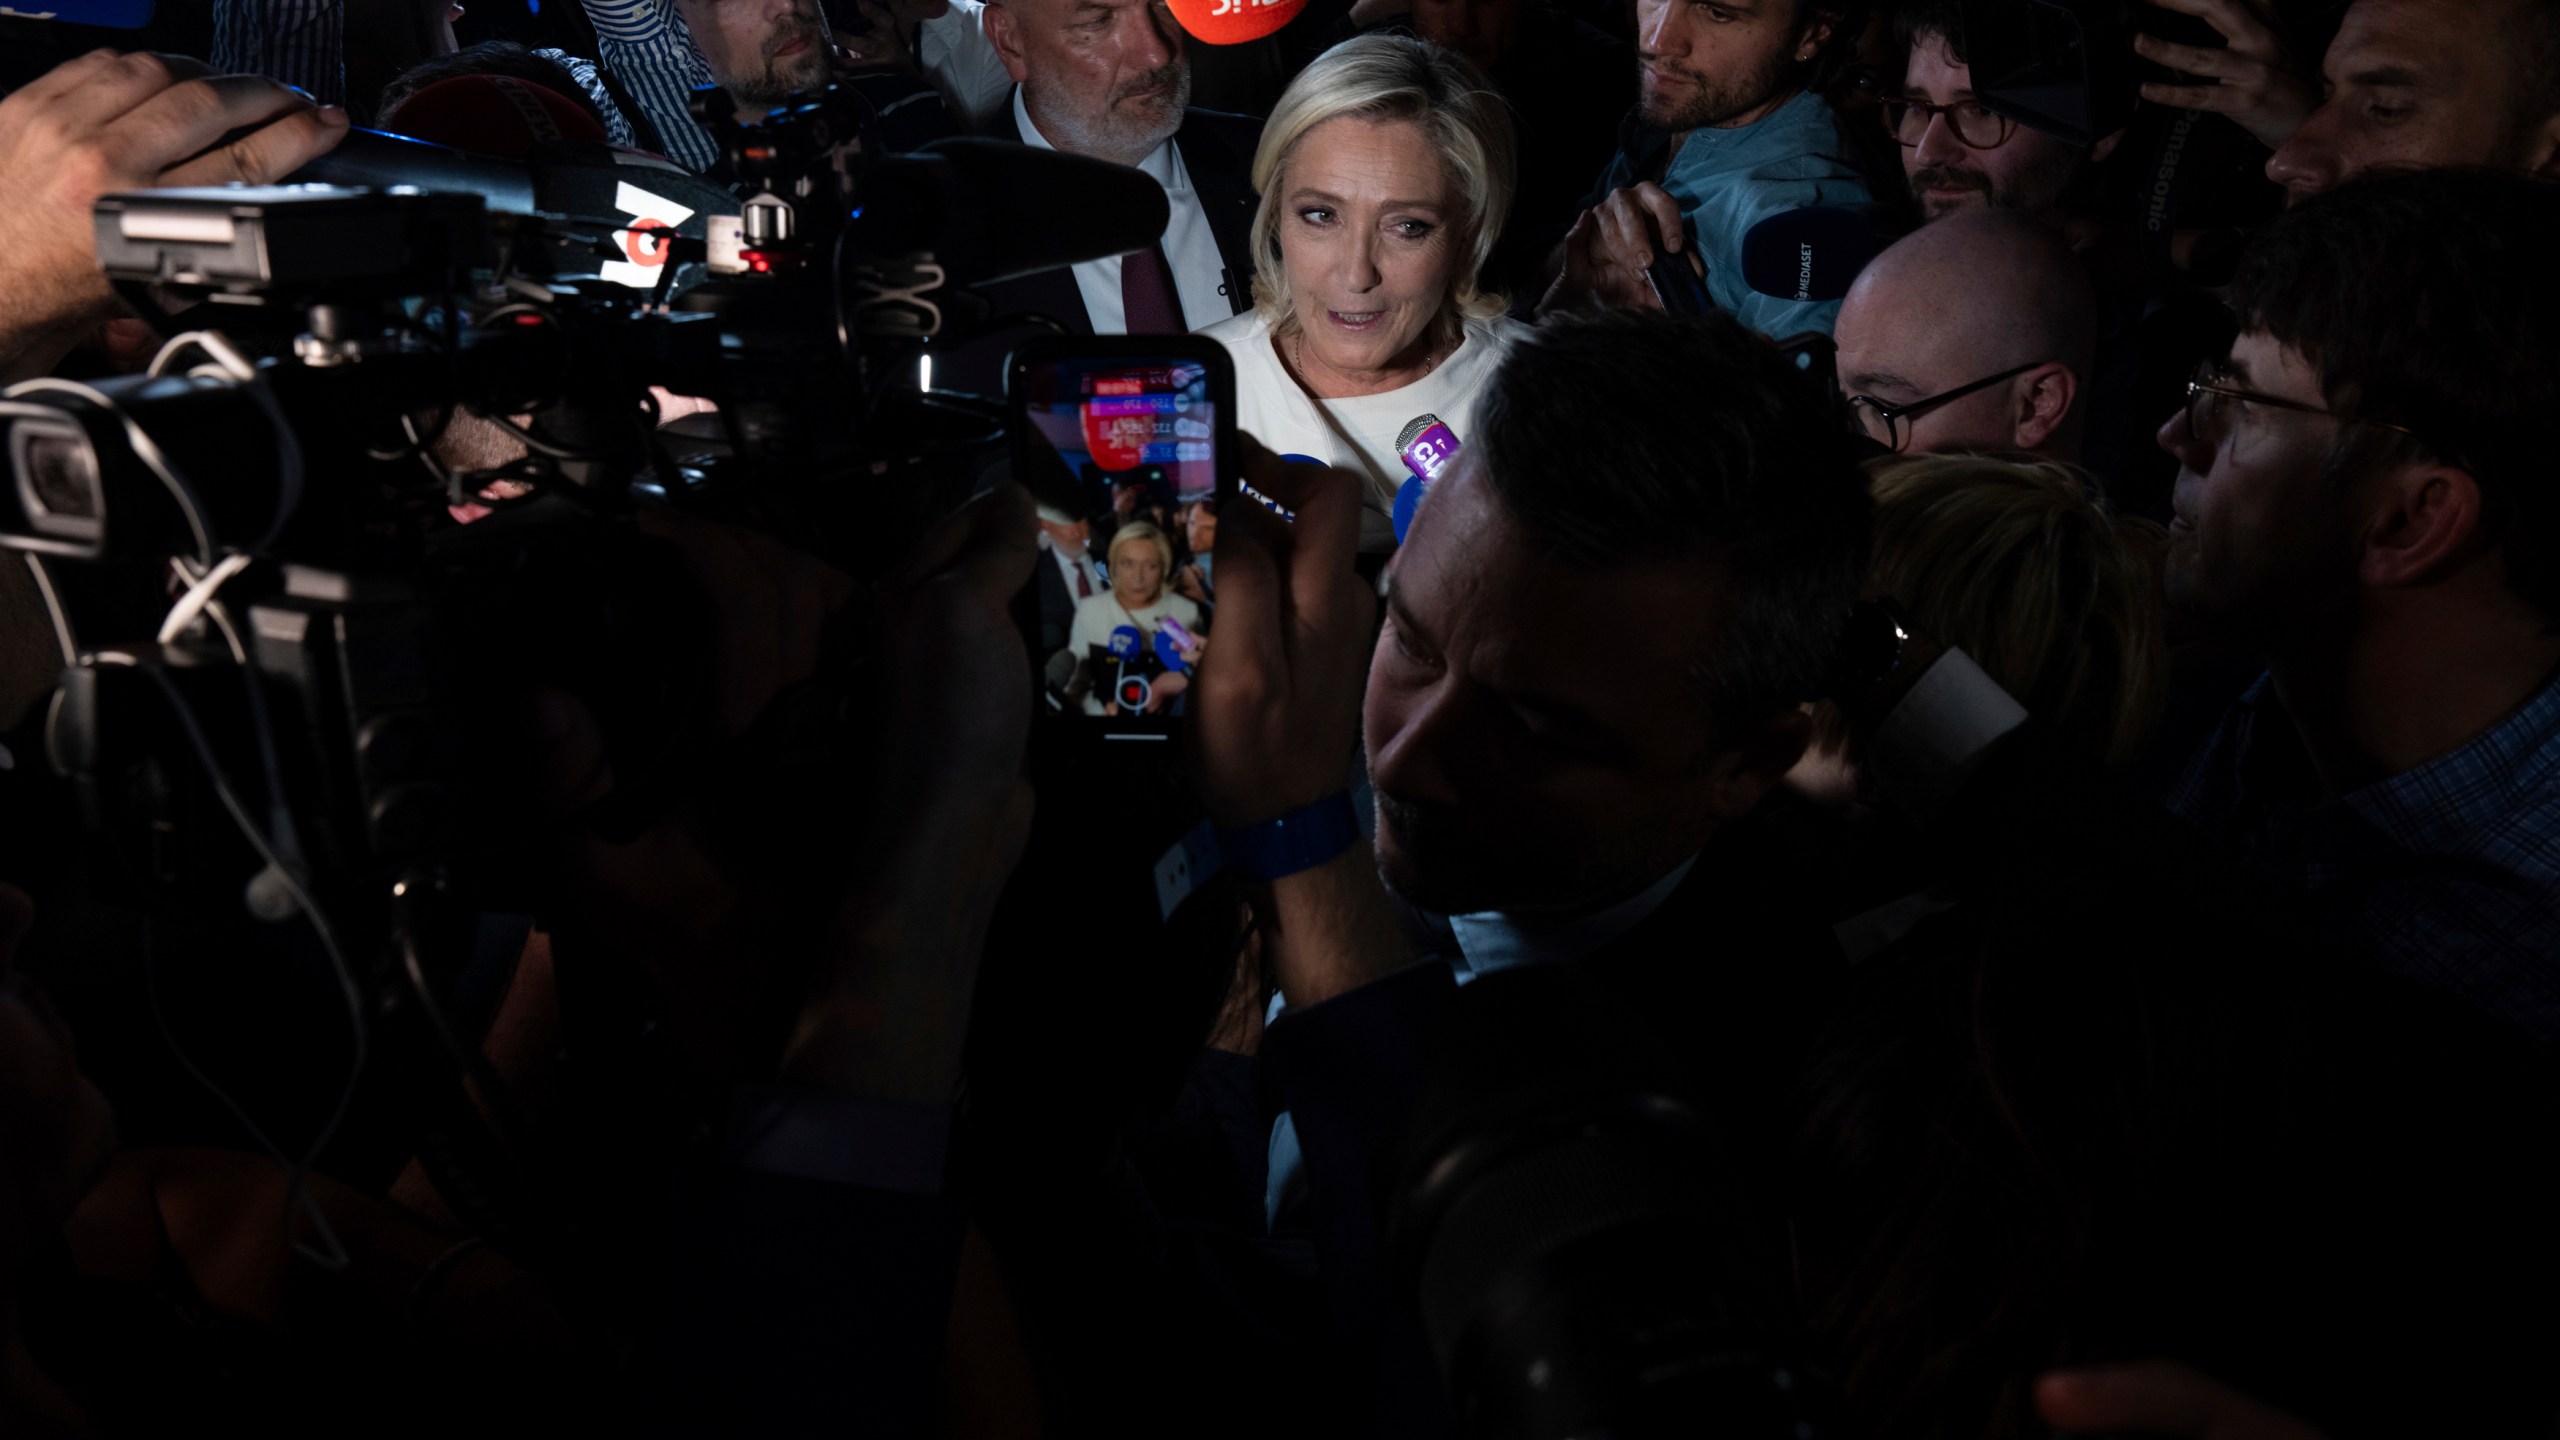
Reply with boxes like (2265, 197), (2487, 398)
(1393, 414), (1460, 545)
(1155, 614), (1201, 673)
(1738, 205), (1891, 304)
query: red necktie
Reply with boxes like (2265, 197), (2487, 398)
(1073, 558), (1093, 598)
(1120, 243), (1188, 335)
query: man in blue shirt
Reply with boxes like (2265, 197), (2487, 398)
(2154, 167), (2560, 1048)
(1539, 0), (1871, 339)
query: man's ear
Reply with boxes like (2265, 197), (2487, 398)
(2358, 459), (2487, 590)
(1703, 707), (1812, 820)
(983, 1), (1032, 83)
(1793, 7), (1838, 63)
(2090, 126), (2126, 165)
(2010, 362), (2079, 452)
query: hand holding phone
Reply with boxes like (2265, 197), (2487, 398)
(1646, 247), (1714, 317)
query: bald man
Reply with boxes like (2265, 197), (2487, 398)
(1833, 210), (2097, 460)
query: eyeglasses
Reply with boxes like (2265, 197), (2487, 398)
(1882, 97), (2016, 150)
(1846, 362), (2042, 452)
(2181, 361), (2424, 450)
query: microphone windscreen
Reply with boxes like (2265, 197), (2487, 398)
(1739, 205), (1889, 304)
(852, 138), (1171, 287)
(380, 75), (609, 159)
(1166, 0), (1305, 43)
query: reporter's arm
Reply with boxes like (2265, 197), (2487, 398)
(658, 488), (1036, 1434)
(1188, 443), (1412, 1002)
(2035, 1360), (2330, 1439)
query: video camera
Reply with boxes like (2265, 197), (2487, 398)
(0, 80), (1169, 1239)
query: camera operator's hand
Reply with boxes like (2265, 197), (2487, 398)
(1540, 184), (1691, 316)
(782, 484), (1037, 1103)
(2036, 1360), (2330, 1440)
(2133, 0), (2315, 150)
(0, 50), (349, 382)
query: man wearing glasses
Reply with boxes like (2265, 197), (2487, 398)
(1887, 0), (2124, 224)
(2154, 167), (2560, 1048)
(1831, 208), (2097, 459)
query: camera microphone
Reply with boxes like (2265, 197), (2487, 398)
(1393, 414), (1460, 545)
(1738, 205), (1892, 304)
(849, 139), (1174, 287)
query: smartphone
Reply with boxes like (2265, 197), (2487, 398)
(1007, 335), (1237, 740)
(1646, 247), (1715, 318)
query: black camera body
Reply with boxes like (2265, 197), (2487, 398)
(0, 83), (1166, 1236)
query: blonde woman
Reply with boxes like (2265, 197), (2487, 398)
(1063, 521), (1204, 714)
(1196, 34), (1520, 551)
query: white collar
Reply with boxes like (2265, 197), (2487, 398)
(1445, 855), (1700, 982)
(1011, 84), (1180, 188)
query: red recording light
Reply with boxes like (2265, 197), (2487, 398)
(741, 251), (774, 274)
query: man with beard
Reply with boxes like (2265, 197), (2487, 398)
(2152, 168), (2560, 1047)
(938, 0), (1257, 390)
(1887, 0), (2124, 225)
(1539, 0), (1872, 340)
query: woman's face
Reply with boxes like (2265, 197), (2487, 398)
(1279, 116), (1464, 380)
(1112, 543), (1166, 604)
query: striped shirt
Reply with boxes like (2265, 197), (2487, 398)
(213, 0), (343, 106)
(566, 0), (723, 172)
(2161, 669), (2560, 1046)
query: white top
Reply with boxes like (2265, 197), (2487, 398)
(916, 0), (1014, 133)
(1063, 588), (1205, 714)
(1013, 87), (1232, 335)
(1197, 308), (1526, 551)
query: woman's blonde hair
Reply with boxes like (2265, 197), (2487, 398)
(1107, 521), (1177, 601)
(1247, 34), (1516, 347)
(1819, 451), (2170, 770)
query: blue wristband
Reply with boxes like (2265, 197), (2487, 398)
(1216, 792), (1360, 882)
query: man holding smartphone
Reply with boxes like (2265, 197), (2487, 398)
(1539, 0), (1872, 340)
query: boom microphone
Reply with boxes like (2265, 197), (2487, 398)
(849, 138), (1173, 287)
(1738, 205), (1891, 304)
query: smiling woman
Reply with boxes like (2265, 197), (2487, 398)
(1195, 34), (1522, 551)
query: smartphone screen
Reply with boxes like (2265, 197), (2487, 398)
(1008, 338), (1236, 735)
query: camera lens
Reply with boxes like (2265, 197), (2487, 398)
(13, 423), (105, 533)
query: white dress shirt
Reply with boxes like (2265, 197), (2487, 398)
(1011, 87), (1232, 334)
(917, 0), (1015, 132)
(1041, 534), (1100, 599)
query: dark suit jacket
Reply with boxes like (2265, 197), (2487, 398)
(1034, 542), (1082, 661)
(940, 95), (1264, 398)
